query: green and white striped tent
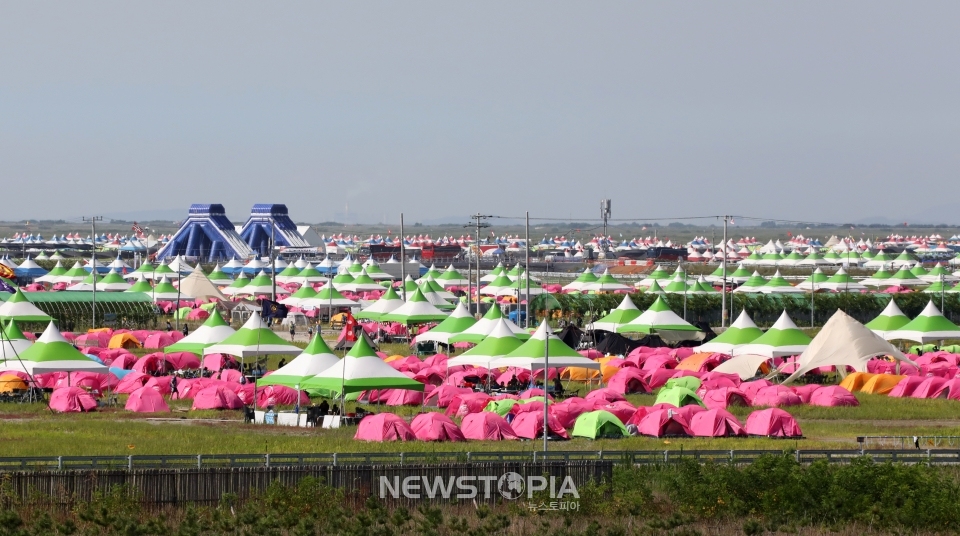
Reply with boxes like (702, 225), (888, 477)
(795, 268), (829, 290)
(360, 260), (393, 281)
(66, 272), (103, 292)
(583, 269), (631, 292)
(300, 285), (358, 309)
(243, 271), (288, 296)
(345, 259), (364, 275)
(836, 252), (862, 266)
(203, 314), (302, 358)
(148, 262), (178, 281)
(125, 274), (154, 294)
(890, 251), (918, 268)
(731, 311), (811, 357)
(778, 251), (805, 267)
(274, 263), (303, 283)
(151, 277), (187, 301)
(798, 251), (830, 266)
(490, 277), (546, 297)
(616, 296), (700, 338)
(0, 288), (51, 323)
(910, 263), (929, 279)
(922, 263), (958, 283)
(861, 268), (894, 287)
(449, 305), (529, 344)
(354, 286), (404, 321)
(480, 263), (506, 283)
(446, 318), (525, 368)
(635, 265), (671, 288)
(822, 251), (842, 264)
(565, 268), (599, 291)
(415, 282), (456, 310)
(60, 262), (90, 284)
(820, 267), (866, 292)
(416, 302), (477, 344)
(96, 270), (133, 292)
(490, 320), (600, 372)
(923, 279), (956, 295)
(758, 252), (783, 267)
(865, 299), (910, 338)
(301, 335), (423, 396)
(741, 251), (764, 266)
(884, 301), (960, 343)
(697, 310), (762, 354)
(760, 271), (803, 294)
(479, 274), (515, 296)
(293, 263), (328, 284)
(0, 320), (33, 360)
(165, 310), (236, 354)
(330, 272), (356, 291)
(422, 264), (442, 281)
(257, 332), (339, 389)
(35, 261), (66, 283)
(733, 271), (769, 293)
(435, 265), (468, 287)
(339, 269), (385, 293)
(641, 279), (667, 295)
(207, 264), (233, 285)
(662, 273), (696, 294)
(587, 294), (641, 332)
(420, 278), (457, 301)
(863, 251), (896, 269)
(280, 283), (319, 307)
(124, 261), (155, 280)
(221, 273), (251, 296)
(883, 268), (925, 288)
(694, 276), (718, 293)
(5, 322), (108, 375)
(380, 288), (449, 324)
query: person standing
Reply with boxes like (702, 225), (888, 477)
(170, 376), (178, 397)
(289, 324), (296, 342)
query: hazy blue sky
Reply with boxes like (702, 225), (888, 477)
(2, 2), (959, 225)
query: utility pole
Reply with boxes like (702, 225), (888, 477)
(466, 214), (491, 316)
(720, 215), (729, 328)
(525, 211), (530, 329)
(270, 220), (277, 302)
(399, 214), (406, 300)
(83, 216), (103, 329)
(600, 200), (611, 257)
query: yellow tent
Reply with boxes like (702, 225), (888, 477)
(838, 372), (875, 393)
(384, 354), (405, 363)
(108, 333), (142, 349)
(859, 374), (905, 395)
(562, 367), (601, 381)
(0, 374), (28, 393)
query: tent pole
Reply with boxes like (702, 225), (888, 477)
(525, 211), (530, 329)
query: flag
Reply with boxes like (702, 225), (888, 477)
(132, 222), (144, 235)
(343, 312), (358, 342)
(259, 299), (289, 321)
(0, 265), (14, 280)
(729, 218), (735, 225)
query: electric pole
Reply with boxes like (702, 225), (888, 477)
(600, 199), (611, 257)
(466, 214), (491, 316)
(83, 216), (103, 329)
(720, 215), (729, 329)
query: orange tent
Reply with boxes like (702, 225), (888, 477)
(0, 374), (28, 393)
(675, 352), (718, 372)
(108, 333), (142, 349)
(384, 355), (405, 363)
(562, 367), (601, 381)
(859, 374), (905, 395)
(839, 372), (875, 393)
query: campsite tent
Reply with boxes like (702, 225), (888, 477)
(447, 318), (525, 368)
(616, 297), (701, 340)
(301, 335), (424, 396)
(689, 409), (745, 437)
(884, 301), (960, 343)
(587, 295), (641, 332)
(415, 302), (477, 344)
(731, 311), (810, 357)
(745, 408), (802, 438)
(696, 310), (762, 354)
(257, 332), (339, 389)
(0, 288), (51, 322)
(865, 299), (911, 338)
(571, 410), (628, 439)
(448, 305), (528, 344)
(203, 314), (302, 358)
(354, 414), (416, 441)
(165, 310), (236, 354)
(354, 286), (404, 321)
(459, 412), (519, 440)
(410, 413), (466, 442)
(49, 386), (98, 412)
(490, 320), (601, 373)
(9, 323), (108, 375)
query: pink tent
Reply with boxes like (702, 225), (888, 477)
(422, 354), (449, 368)
(670, 347), (695, 361)
(133, 353), (173, 374)
(593, 400), (636, 424)
(75, 332), (108, 348)
(234, 384), (256, 405)
(643, 368), (678, 390)
(868, 358), (919, 376)
(49, 387), (97, 413)
(115, 372), (151, 394)
(460, 412), (519, 440)
(443, 392), (492, 417)
(584, 388), (626, 404)
(635, 409), (691, 437)
(751, 385), (802, 407)
(934, 379), (960, 400)
(47, 371), (109, 392)
(809, 386), (859, 407)
(186, 309), (210, 321)
(143, 333), (176, 349)
(257, 385), (309, 408)
(625, 406), (653, 428)
(606, 368), (649, 395)
(888, 376), (926, 397)
(921, 363), (958, 378)
(144, 376), (173, 395)
(510, 401), (544, 416)
(790, 384), (821, 404)
(390, 356), (423, 373)
(354, 414), (416, 442)
(911, 377), (948, 399)
(739, 379), (774, 400)
(549, 398), (594, 429)
(641, 355), (677, 371)
(447, 370), (492, 388)
(202, 353), (238, 371)
(674, 404), (706, 423)
(745, 408), (803, 437)
(413, 366), (446, 386)
(410, 413), (466, 442)
(689, 409), (746, 437)
(518, 388), (554, 401)
(165, 352), (201, 370)
(579, 349), (603, 359)
(511, 412), (570, 440)
(216, 369), (244, 383)
(125, 387), (171, 413)
(383, 387), (427, 406)
(192, 385), (243, 410)
(701, 388), (751, 410)
(423, 385), (471, 408)
(699, 371), (741, 388)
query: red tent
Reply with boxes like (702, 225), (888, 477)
(808, 386), (859, 407)
(751, 386), (802, 407)
(745, 408), (802, 438)
(606, 368), (649, 395)
(192, 385), (243, 410)
(354, 414), (416, 442)
(635, 409), (691, 437)
(910, 377), (948, 399)
(49, 387), (97, 413)
(460, 412), (519, 441)
(701, 388), (751, 410)
(410, 413), (465, 442)
(443, 392), (492, 417)
(689, 409), (746, 437)
(511, 412), (570, 440)
(125, 387), (171, 413)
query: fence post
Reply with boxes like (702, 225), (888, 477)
(664, 450), (669, 463)
(57, 456), (62, 470)
(127, 456), (133, 471)
(532, 451), (537, 463)
(197, 455), (202, 469)
(795, 450), (801, 463)
(399, 453), (404, 465)
(332, 453), (337, 466)
(265, 454), (270, 468)
(466, 452), (471, 463)
(730, 450), (734, 463)
(927, 449), (932, 463)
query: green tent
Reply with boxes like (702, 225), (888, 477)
(355, 286), (404, 321)
(885, 301), (960, 343)
(257, 332), (339, 389)
(571, 410), (628, 439)
(165, 310), (236, 353)
(301, 335), (423, 396)
(654, 386), (705, 408)
(380, 288), (449, 324)
(0, 288), (52, 322)
(665, 376), (701, 391)
(203, 314), (302, 357)
(697, 310), (762, 353)
(865, 299), (911, 337)
(617, 296), (700, 336)
(417, 301), (477, 344)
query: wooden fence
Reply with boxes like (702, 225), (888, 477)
(0, 460), (612, 508)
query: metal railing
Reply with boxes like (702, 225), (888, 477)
(2, 449), (960, 472)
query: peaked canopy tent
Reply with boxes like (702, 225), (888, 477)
(3, 322), (108, 376)
(177, 266), (227, 301)
(490, 320), (601, 372)
(203, 314), (302, 358)
(446, 318), (526, 368)
(696, 310), (762, 354)
(581, 270), (632, 292)
(586, 294), (641, 332)
(865, 299), (911, 338)
(416, 302), (477, 344)
(563, 268), (599, 292)
(616, 297), (701, 341)
(354, 286), (404, 321)
(257, 332), (339, 389)
(819, 268), (867, 292)
(448, 304), (529, 344)
(731, 311), (811, 357)
(164, 310), (236, 354)
(0, 321), (33, 360)
(782, 310), (913, 383)
(884, 301), (960, 343)
(0, 288), (52, 323)
(380, 289), (449, 324)
(301, 335), (423, 396)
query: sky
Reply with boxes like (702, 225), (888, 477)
(2, 2), (959, 226)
